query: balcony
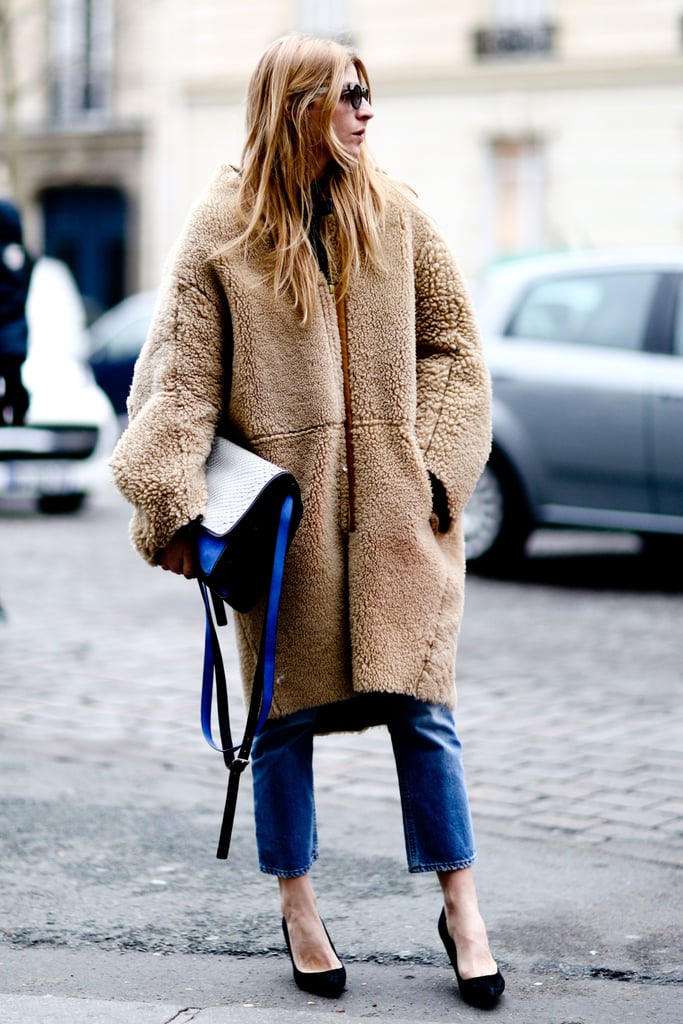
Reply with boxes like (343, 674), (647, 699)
(473, 23), (556, 59)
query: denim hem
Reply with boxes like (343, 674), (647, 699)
(408, 852), (477, 874)
(258, 852), (319, 878)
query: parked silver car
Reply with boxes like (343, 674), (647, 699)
(464, 249), (683, 566)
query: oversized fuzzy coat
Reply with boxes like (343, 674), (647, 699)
(110, 165), (491, 719)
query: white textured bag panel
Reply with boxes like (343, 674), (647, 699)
(202, 437), (283, 535)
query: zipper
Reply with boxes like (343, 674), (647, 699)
(334, 282), (356, 532)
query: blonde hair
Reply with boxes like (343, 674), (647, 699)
(224, 34), (388, 323)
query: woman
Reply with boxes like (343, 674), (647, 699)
(111, 33), (504, 1010)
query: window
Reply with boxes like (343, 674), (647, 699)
(506, 272), (658, 350)
(486, 138), (545, 260)
(474, 0), (555, 57)
(298, 0), (350, 41)
(50, 0), (113, 121)
(94, 314), (149, 361)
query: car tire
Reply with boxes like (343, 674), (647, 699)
(38, 492), (86, 515)
(639, 532), (683, 560)
(464, 453), (531, 571)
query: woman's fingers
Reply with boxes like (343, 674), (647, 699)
(157, 533), (197, 578)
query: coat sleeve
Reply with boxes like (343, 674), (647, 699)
(412, 213), (492, 523)
(109, 211), (230, 565)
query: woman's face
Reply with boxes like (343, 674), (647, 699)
(308, 62), (374, 175)
(331, 63), (374, 160)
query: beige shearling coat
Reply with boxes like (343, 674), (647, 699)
(110, 165), (491, 719)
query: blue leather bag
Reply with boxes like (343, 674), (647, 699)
(196, 436), (302, 859)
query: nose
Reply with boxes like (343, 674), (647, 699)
(358, 98), (374, 121)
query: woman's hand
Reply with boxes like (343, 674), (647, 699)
(156, 526), (197, 579)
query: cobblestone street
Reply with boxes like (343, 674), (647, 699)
(1, 484), (680, 867)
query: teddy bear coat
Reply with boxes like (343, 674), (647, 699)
(110, 165), (492, 719)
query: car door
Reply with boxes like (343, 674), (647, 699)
(491, 267), (659, 524)
(649, 273), (683, 518)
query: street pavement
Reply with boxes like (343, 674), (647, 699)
(0, 482), (681, 1023)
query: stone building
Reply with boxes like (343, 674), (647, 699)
(1, 0), (682, 312)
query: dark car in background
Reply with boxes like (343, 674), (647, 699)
(465, 248), (683, 567)
(88, 291), (157, 418)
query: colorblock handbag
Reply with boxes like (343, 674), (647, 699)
(196, 435), (302, 859)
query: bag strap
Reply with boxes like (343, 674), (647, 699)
(198, 492), (295, 860)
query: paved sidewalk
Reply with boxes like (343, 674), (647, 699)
(2, 748), (681, 1022)
(1, 995), (425, 1024)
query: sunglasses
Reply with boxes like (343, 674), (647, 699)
(340, 83), (370, 109)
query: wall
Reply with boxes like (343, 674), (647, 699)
(2, 0), (682, 291)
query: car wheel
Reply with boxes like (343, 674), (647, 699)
(38, 492), (86, 515)
(464, 455), (531, 570)
(639, 532), (683, 560)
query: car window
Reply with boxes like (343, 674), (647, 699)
(92, 315), (150, 360)
(506, 271), (658, 350)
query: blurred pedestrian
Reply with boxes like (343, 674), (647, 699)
(111, 33), (504, 1010)
(0, 199), (31, 427)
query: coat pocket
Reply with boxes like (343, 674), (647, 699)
(428, 472), (452, 534)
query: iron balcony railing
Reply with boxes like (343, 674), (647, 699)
(473, 23), (556, 59)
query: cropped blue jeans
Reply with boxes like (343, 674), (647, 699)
(251, 693), (477, 876)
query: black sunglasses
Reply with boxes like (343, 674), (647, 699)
(340, 83), (370, 109)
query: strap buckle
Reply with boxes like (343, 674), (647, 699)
(229, 756), (249, 774)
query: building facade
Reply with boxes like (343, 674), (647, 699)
(1, 0), (683, 311)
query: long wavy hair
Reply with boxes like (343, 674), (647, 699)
(223, 34), (389, 323)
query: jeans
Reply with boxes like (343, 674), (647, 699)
(251, 693), (477, 876)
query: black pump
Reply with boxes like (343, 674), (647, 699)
(281, 917), (346, 999)
(438, 908), (505, 1009)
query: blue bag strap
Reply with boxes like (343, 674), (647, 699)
(198, 493), (295, 859)
(199, 582), (236, 759)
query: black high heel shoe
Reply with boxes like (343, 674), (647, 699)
(281, 916), (346, 999)
(438, 908), (505, 1009)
